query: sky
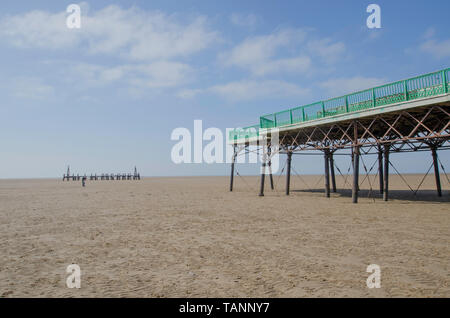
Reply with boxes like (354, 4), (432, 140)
(0, 0), (449, 178)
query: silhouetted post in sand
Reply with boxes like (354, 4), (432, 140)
(63, 166), (70, 181)
(133, 167), (141, 180)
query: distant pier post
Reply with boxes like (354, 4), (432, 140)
(64, 166), (70, 181)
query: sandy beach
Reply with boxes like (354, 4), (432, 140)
(0, 175), (448, 297)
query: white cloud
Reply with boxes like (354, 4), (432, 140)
(406, 27), (450, 59)
(180, 76), (385, 102)
(423, 27), (436, 39)
(220, 29), (307, 73)
(0, 10), (78, 49)
(209, 80), (310, 101)
(230, 13), (261, 29)
(420, 39), (450, 59)
(0, 5), (217, 96)
(0, 5), (219, 61)
(306, 38), (346, 64)
(10, 77), (55, 100)
(176, 88), (203, 99)
(129, 61), (193, 88)
(255, 56), (311, 76)
(68, 63), (120, 85)
(319, 76), (386, 96)
(67, 61), (193, 89)
(219, 28), (345, 76)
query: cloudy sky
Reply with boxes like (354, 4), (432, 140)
(0, 0), (449, 178)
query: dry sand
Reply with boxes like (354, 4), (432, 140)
(0, 174), (448, 297)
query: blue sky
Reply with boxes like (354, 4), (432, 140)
(0, 0), (449, 178)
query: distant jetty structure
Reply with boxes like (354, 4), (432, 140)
(63, 166), (141, 181)
(228, 68), (450, 203)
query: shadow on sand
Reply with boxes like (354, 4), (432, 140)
(291, 188), (450, 203)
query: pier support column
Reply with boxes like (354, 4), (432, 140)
(431, 146), (442, 197)
(378, 145), (384, 195)
(268, 146), (274, 190)
(286, 151), (292, 195)
(324, 150), (330, 198)
(383, 144), (390, 201)
(329, 151), (336, 193)
(259, 162), (266, 197)
(230, 146), (236, 192)
(352, 146), (360, 203)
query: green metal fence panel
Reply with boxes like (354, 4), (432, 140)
(260, 114), (276, 128)
(275, 109), (292, 127)
(347, 89), (374, 112)
(303, 102), (324, 121)
(443, 68), (450, 93)
(324, 96), (346, 117)
(291, 106), (304, 124)
(406, 71), (444, 100)
(374, 81), (406, 106)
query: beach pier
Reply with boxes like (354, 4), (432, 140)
(63, 167), (141, 182)
(229, 68), (450, 203)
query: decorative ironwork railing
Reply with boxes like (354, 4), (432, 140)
(260, 68), (449, 129)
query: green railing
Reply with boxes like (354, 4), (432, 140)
(229, 125), (260, 142)
(260, 68), (449, 129)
